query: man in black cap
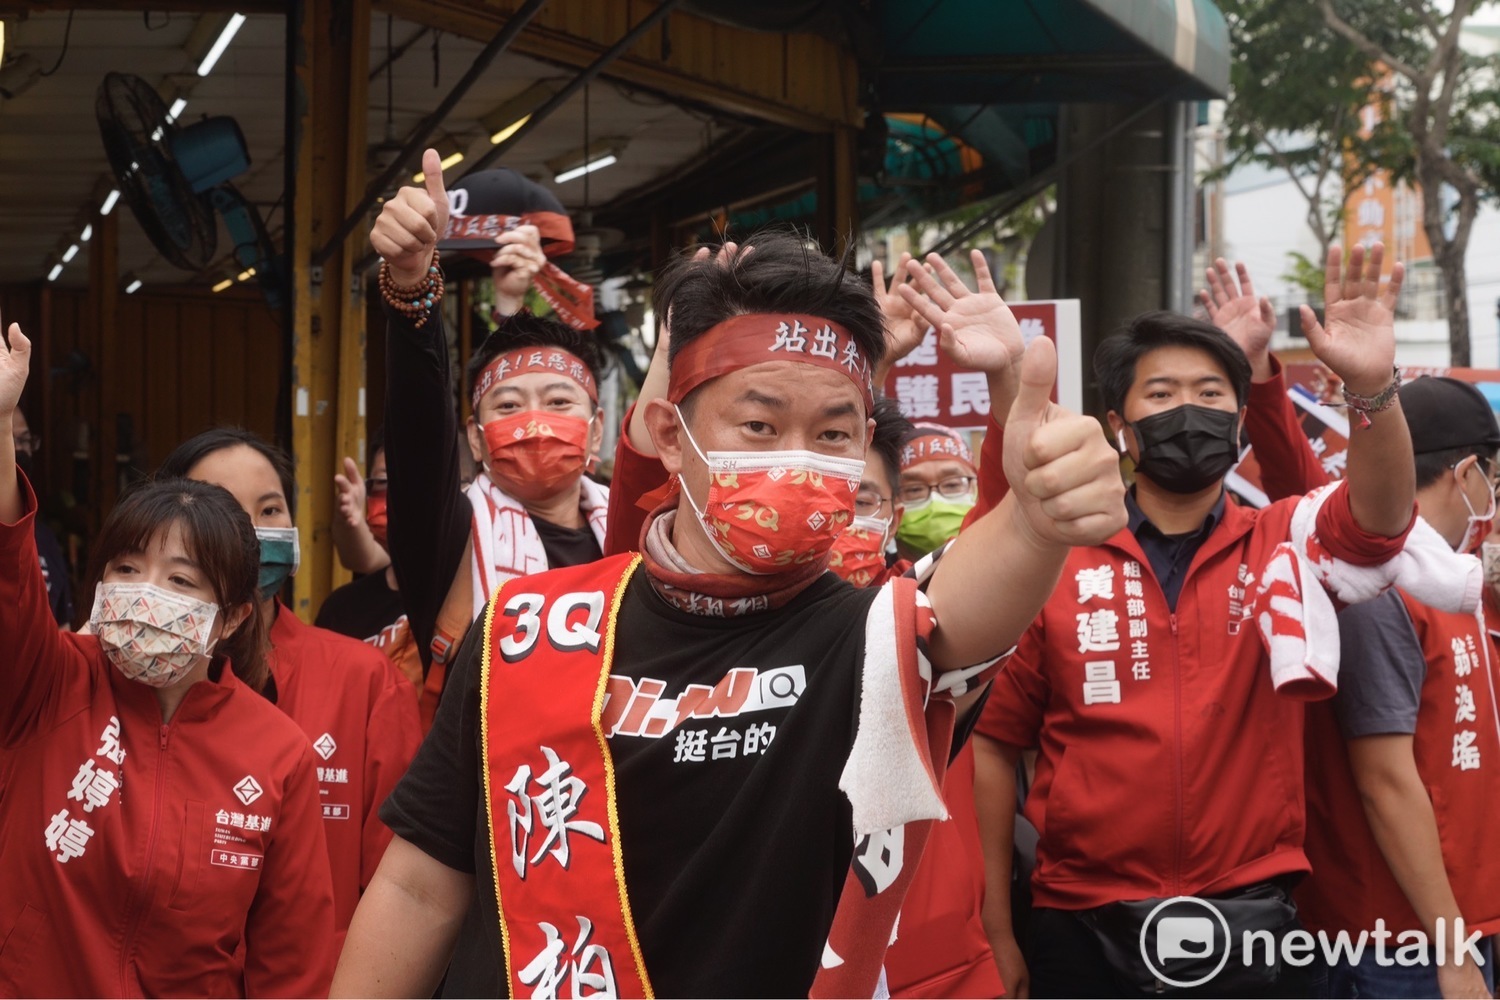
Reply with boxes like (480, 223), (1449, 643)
(372, 159), (610, 679)
(1298, 375), (1500, 999)
(367, 155), (616, 996)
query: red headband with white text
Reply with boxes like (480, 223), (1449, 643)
(471, 347), (597, 412)
(442, 210), (598, 332)
(901, 425), (975, 471)
(667, 314), (875, 412)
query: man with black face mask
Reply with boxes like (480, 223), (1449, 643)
(958, 245), (1460, 998)
(13, 406), (71, 626)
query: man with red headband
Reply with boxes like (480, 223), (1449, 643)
(602, 251), (998, 996)
(602, 245), (917, 591)
(337, 151), (1127, 998)
(895, 423), (980, 561)
(603, 355), (916, 590)
(371, 164), (611, 702)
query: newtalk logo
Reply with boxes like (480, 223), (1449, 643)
(1141, 897), (1488, 989)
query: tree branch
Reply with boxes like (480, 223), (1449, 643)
(1246, 122), (1318, 208)
(1431, 58), (1463, 144)
(1247, 122), (1334, 248)
(1425, 0), (1475, 145)
(1411, 2), (1444, 43)
(1419, 0), (1474, 82)
(1321, 0), (1425, 82)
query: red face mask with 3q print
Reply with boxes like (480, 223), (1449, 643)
(676, 409), (864, 576)
(828, 515), (892, 588)
(482, 410), (591, 502)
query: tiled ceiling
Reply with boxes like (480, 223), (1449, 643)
(0, 9), (740, 289)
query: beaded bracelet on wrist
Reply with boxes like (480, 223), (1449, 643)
(1340, 365), (1402, 429)
(379, 253), (444, 328)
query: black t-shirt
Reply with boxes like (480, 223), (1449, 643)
(382, 571), (888, 997)
(314, 570), (406, 644)
(532, 514), (604, 569)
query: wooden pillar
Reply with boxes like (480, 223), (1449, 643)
(89, 211), (120, 510)
(814, 124), (859, 258)
(290, 0), (370, 619)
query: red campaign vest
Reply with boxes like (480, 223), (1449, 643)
(880, 743), (1001, 999)
(1300, 593), (1500, 936)
(480, 553), (653, 998)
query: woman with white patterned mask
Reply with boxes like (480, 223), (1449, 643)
(0, 318), (337, 996)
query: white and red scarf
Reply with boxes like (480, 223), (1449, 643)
(465, 471), (610, 618)
(1254, 482), (1482, 696)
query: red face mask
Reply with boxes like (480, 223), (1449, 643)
(828, 515), (892, 588)
(482, 410), (591, 502)
(677, 410), (864, 576)
(366, 493), (389, 549)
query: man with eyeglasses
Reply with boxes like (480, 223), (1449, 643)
(895, 423), (980, 561)
(1295, 375), (1500, 999)
(826, 396), (915, 588)
(12, 407), (71, 626)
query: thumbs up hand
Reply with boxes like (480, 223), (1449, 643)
(1002, 336), (1127, 548)
(0, 316), (31, 420)
(372, 148), (451, 286)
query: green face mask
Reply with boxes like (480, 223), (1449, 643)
(255, 527), (300, 601)
(895, 496), (974, 555)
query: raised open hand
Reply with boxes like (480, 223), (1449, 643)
(1300, 242), (1403, 395)
(897, 250), (1024, 377)
(1200, 258), (1275, 378)
(334, 457), (368, 530)
(871, 252), (926, 380)
(0, 316), (30, 419)
(1002, 336), (1127, 548)
(371, 148), (451, 285)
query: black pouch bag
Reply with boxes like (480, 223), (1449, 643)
(1075, 879), (1301, 994)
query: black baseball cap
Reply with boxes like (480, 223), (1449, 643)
(1399, 375), (1500, 455)
(437, 168), (572, 253)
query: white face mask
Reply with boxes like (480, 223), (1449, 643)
(90, 582), (220, 688)
(1457, 463), (1496, 555)
(852, 512), (893, 541)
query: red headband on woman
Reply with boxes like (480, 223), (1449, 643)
(471, 347), (597, 412)
(666, 313), (874, 412)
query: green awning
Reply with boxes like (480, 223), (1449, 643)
(879, 0), (1229, 106)
(1088, 0), (1229, 97)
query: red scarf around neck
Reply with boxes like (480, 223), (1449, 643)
(638, 504), (827, 618)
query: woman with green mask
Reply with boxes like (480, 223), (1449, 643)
(895, 422), (980, 560)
